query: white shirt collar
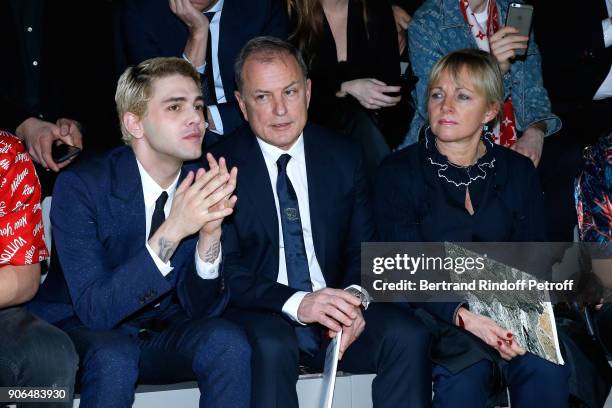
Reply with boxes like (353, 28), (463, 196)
(136, 159), (181, 206)
(256, 133), (305, 167)
(205, 0), (224, 14)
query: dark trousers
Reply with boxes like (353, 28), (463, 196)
(63, 315), (251, 408)
(432, 353), (570, 407)
(0, 307), (78, 408)
(226, 303), (432, 408)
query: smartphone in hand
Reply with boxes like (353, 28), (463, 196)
(505, 2), (534, 57)
(52, 143), (81, 164)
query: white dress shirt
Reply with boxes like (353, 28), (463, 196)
(256, 135), (327, 323)
(594, 0), (612, 100)
(137, 160), (220, 279)
(183, 0), (226, 134)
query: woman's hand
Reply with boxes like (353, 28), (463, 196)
(456, 307), (526, 361)
(339, 79), (401, 110)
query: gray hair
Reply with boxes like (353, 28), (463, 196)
(234, 36), (308, 92)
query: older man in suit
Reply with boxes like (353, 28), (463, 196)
(117, 0), (288, 145)
(29, 57), (250, 408)
(209, 36), (432, 408)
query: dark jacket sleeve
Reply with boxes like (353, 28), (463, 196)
(531, 0), (612, 104)
(374, 151), (460, 323)
(51, 171), (174, 330)
(221, 219), (300, 313)
(52, 166), (227, 329)
(120, 0), (169, 65)
(176, 252), (229, 319)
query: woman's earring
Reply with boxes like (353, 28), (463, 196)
(482, 123), (494, 141)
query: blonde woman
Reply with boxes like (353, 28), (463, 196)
(375, 49), (570, 407)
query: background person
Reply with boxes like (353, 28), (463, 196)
(116, 0), (289, 145)
(287, 0), (408, 182)
(0, 0), (120, 195)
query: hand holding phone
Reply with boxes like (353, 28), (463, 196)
(488, 3), (532, 74)
(51, 143), (81, 164)
(504, 2), (533, 57)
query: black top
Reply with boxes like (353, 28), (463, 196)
(375, 128), (547, 245)
(295, 0), (400, 130)
(375, 129), (548, 394)
(375, 127), (547, 324)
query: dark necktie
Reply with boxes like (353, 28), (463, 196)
(202, 12), (217, 106)
(276, 154), (320, 356)
(149, 191), (168, 240)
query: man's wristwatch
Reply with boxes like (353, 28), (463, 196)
(344, 285), (373, 310)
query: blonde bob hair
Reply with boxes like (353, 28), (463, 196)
(427, 49), (504, 123)
(115, 57), (201, 144)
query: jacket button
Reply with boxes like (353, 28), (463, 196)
(138, 296), (146, 304)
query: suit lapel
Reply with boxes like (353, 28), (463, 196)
(303, 126), (329, 269)
(109, 147), (147, 248)
(236, 131), (279, 248)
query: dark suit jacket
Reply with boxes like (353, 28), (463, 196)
(29, 146), (228, 333)
(208, 123), (375, 313)
(530, 0), (612, 111)
(116, 0), (289, 138)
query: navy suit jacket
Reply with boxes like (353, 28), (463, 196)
(29, 146), (228, 332)
(116, 0), (289, 138)
(208, 123), (375, 313)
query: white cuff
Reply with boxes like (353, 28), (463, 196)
(603, 18), (612, 48)
(194, 241), (221, 280)
(282, 291), (308, 325)
(146, 242), (174, 277)
(208, 105), (224, 135)
(183, 52), (206, 74)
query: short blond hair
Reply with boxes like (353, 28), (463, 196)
(427, 49), (504, 121)
(115, 57), (201, 144)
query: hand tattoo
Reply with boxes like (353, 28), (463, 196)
(203, 240), (220, 263)
(157, 237), (178, 263)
